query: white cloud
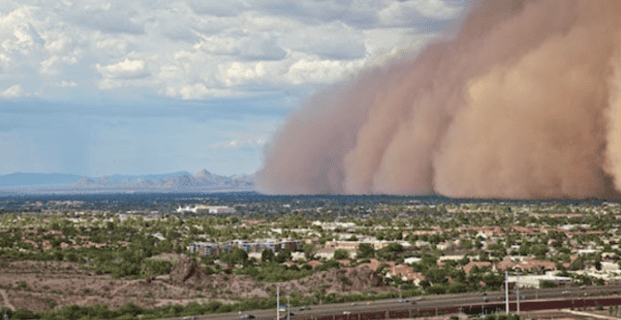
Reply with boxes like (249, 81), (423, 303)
(96, 58), (149, 79)
(378, 0), (462, 25)
(286, 57), (364, 85)
(161, 84), (237, 100)
(53, 80), (78, 87)
(218, 137), (269, 149)
(0, 0), (467, 100)
(0, 84), (25, 99)
(95, 37), (127, 56)
(218, 60), (284, 87)
(0, 7), (44, 57)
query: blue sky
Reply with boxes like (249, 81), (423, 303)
(0, 0), (467, 177)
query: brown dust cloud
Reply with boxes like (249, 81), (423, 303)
(258, 0), (621, 199)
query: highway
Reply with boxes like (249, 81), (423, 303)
(166, 285), (621, 320)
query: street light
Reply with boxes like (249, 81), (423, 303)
(505, 272), (509, 314)
(505, 271), (522, 315)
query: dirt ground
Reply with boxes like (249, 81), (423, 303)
(0, 256), (388, 313)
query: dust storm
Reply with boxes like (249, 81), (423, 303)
(258, 0), (621, 199)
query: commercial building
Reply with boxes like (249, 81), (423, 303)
(188, 242), (221, 256)
(507, 274), (573, 289)
(176, 205), (235, 214)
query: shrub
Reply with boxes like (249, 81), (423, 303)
(334, 249), (350, 260)
(11, 308), (37, 320)
(47, 298), (57, 309)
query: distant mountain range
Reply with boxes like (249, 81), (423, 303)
(0, 170), (255, 191)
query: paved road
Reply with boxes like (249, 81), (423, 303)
(164, 284), (621, 320)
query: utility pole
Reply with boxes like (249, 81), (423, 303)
(287, 287), (291, 320)
(505, 272), (509, 314)
(516, 273), (520, 315)
(277, 284), (280, 320)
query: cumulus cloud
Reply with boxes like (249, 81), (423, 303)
(0, 0), (467, 99)
(161, 84), (237, 100)
(286, 57), (364, 84)
(378, 0), (462, 23)
(0, 84), (25, 99)
(0, 6), (44, 57)
(96, 58), (149, 79)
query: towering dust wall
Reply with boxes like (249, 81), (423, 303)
(258, 0), (621, 199)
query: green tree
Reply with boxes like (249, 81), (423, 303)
(334, 249), (350, 260)
(261, 249), (275, 262)
(357, 243), (375, 259)
(302, 243), (316, 261)
(595, 254), (602, 271)
(276, 249), (292, 263)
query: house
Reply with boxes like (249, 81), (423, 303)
(404, 257), (422, 264)
(325, 241), (360, 250)
(359, 258), (395, 272)
(514, 259), (557, 272)
(307, 260), (323, 269)
(463, 261), (492, 273)
(386, 264), (426, 285)
(291, 252), (306, 261)
(439, 255), (465, 261)
(41, 240), (52, 250)
(176, 205), (235, 214)
(601, 261), (619, 271)
(496, 259), (516, 271)
(315, 248), (335, 260)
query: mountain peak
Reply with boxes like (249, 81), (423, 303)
(194, 169), (213, 179)
(75, 177), (95, 187)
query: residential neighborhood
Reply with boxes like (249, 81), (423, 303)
(1, 193), (621, 319)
